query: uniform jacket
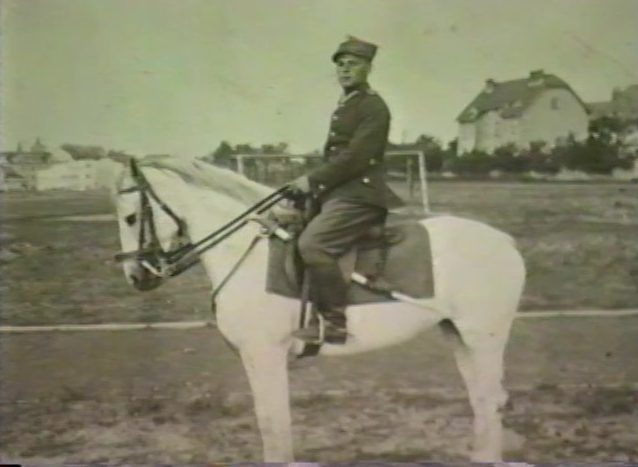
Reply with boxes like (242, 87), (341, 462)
(308, 83), (404, 209)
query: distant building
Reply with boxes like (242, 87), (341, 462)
(0, 139), (112, 191)
(0, 139), (53, 189)
(456, 70), (589, 154)
(587, 84), (638, 121)
(0, 166), (28, 191)
(34, 161), (97, 191)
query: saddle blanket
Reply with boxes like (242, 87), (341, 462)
(266, 221), (435, 305)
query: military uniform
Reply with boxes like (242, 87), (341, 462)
(307, 82), (403, 209)
(295, 37), (402, 343)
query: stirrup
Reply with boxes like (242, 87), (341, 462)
(292, 315), (348, 345)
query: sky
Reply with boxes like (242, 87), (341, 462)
(2, 0), (638, 157)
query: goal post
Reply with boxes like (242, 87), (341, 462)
(385, 150), (430, 215)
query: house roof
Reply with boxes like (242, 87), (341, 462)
(457, 71), (588, 123)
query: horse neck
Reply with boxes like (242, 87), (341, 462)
(152, 172), (267, 276)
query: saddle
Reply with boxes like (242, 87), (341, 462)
(266, 217), (435, 305)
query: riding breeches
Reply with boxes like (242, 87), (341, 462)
(297, 198), (387, 324)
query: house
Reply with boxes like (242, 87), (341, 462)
(456, 70), (589, 154)
(0, 166), (28, 191)
(0, 139), (53, 189)
(587, 84), (638, 121)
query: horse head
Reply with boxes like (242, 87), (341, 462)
(112, 157), (189, 291)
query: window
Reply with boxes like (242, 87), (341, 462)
(550, 97), (559, 110)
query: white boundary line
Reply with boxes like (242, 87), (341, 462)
(0, 320), (214, 333)
(1, 310), (637, 333)
(10, 383), (636, 406)
(516, 309), (638, 318)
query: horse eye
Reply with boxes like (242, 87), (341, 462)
(125, 214), (137, 226)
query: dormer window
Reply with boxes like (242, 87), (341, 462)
(484, 79), (497, 94)
(466, 107), (478, 119)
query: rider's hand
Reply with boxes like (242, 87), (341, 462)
(271, 200), (303, 224)
(288, 175), (311, 194)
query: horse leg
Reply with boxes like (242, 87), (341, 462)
(450, 323), (511, 462)
(240, 344), (294, 461)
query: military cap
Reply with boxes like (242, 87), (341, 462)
(332, 36), (378, 63)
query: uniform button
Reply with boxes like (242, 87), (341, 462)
(330, 131), (336, 137)
(369, 159), (377, 166)
(332, 115), (338, 121)
(318, 183), (326, 191)
(329, 146), (337, 151)
(362, 177), (370, 184)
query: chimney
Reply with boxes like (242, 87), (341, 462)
(484, 78), (497, 93)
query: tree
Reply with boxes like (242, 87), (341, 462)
(388, 133), (445, 172)
(261, 142), (289, 154)
(524, 141), (560, 174)
(234, 143), (258, 155)
(445, 149), (492, 175)
(200, 141), (234, 166)
(414, 134), (444, 172)
(492, 144), (527, 173)
(588, 116), (624, 146)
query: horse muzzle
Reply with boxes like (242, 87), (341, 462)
(129, 269), (163, 291)
(115, 250), (166, 291)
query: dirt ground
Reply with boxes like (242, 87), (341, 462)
(1, 317), (637, 463)
(1, 182), (637, 462)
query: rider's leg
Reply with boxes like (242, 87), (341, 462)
(295, 198), (386, 343)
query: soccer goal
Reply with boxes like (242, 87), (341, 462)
(384, 150), (430, 215)
(229, 150), (430, 215)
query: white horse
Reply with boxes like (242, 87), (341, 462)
(111, 156), (526, 462)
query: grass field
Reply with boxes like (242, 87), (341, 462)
(1, 181), (637, 325)
(1, 182), (637, 462)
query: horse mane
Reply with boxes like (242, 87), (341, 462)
(137, 155), (274, 205)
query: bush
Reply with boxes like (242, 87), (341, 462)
(445, 149), (493, 175)
(446, 135), (637, 176)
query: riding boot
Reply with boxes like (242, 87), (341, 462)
(292, 262), (348, 344)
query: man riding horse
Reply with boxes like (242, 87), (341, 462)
(284, 36), (403, 344)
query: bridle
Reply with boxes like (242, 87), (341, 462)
(114, 159), (191, 276)
(114, 158), (291, 278)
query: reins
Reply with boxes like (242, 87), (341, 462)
(115, 159), (292, 279)
(164, 185), (290, 277)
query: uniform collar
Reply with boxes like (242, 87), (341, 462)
(338, 82), (370, 105)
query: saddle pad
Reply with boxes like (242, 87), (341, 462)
(266, 221), (434, 305)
